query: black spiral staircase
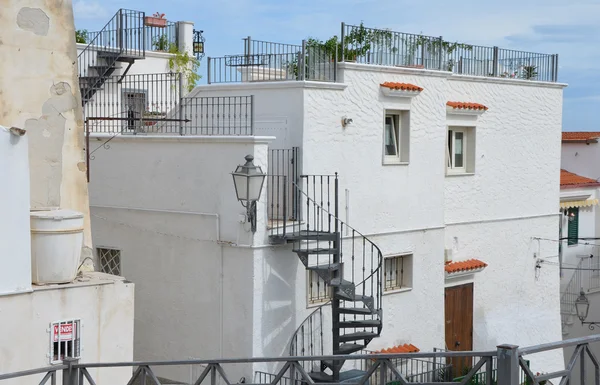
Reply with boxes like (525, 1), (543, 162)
(78, 9), (147, 106)
(269, 172), (383, 383)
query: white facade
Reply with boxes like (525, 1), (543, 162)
(562, 138), (600, 182)
(89, 61), (566, 382)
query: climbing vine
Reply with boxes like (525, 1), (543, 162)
(166, 43), (201, 92)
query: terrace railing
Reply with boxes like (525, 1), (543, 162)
(87, 19), (178, 53)
(4, 335), (600, 385)
(340, 23), (559, 82)
(85, 72), (254, 136)
(208, 38), (336, 84)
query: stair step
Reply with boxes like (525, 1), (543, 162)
(335, 291), (372, 303)
(339, 320), (381, 328)
(306, 263), (341, 272)
(339, 331), (379, 342)
(309, 372), (333, 382)
(338, 307), (375, 315)
(294, 248), (339, 255)
(336, 343), (365, 355)
(330, 278), (353, 287)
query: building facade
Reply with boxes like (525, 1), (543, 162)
(0, 2), (134, 384)
(89, 24), (565, 383)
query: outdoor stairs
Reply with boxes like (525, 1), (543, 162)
(271, 230), (382, 381)
(79, 51), (143, 106)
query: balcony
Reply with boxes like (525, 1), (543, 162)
(207, 22), (558, 84)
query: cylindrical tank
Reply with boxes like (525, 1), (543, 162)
(30, 208), (84, 284)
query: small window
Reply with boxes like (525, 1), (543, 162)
(50, 320), (81, 364)
(567, 208), (579, 246)
(383, 111), (410, 164)
(447, 127), (475, 174)
(384, 255), (413, 292)
(307, 270), (331, 305)
(98, 248), (121, 276)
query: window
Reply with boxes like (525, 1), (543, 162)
(383, 111), (410, 164)
(98, 248), (121, 276)
(383, 255), (413, 292)
(307, 270), (330, 305)
(447, 127), (475, 174)
(50, 319), (81, 364)
(122, 91), (147, 132)
(567, 208), (579, 246)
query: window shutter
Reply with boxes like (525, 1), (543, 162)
(568, 208), (579, 246)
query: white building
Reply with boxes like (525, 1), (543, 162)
(559, 133), (600, 385)
(89, 25), (565, 383)
(0, 2), (134, 384)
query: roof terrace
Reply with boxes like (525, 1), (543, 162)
(207, 22), (558, 84)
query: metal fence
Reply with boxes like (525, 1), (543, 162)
(340, 23), (559, 82)
(86, 19), (178, 53)
(85, 75), (254, 136)
(3, 335), (600, 385)
(268, 147), (300, 228)
(208, 38), (336, 84)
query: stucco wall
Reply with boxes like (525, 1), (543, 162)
(189, 83), (309, 150)
(89, 135), (271, 382)
(1, 0), (92, 258)
(0, 130), (32, 295)
(562, 143), (600, 182)
(0, 276), (134, 385)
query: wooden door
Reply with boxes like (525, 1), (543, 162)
(445, 283), (474, 379)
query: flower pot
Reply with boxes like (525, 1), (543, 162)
(145, 16), (167, 28)
(144, 121), (157, 126)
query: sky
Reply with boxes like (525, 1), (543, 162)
(73, 0), (600, 131)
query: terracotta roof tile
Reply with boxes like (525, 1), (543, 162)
(380, 82), (423, 92)
(560, 169), (600, 187)
(562, 132), (600, 143)
(372, 344), (420, 354)
(445, 259), (488, 274)
(446, 101), (488, 111)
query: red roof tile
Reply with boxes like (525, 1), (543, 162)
(447, 101), (488, 111)
(372, 344), (420, 354)
(560, 169), (600, 188)
(445, 259), (488, 274)
(380, 82), (423, 92)
(562, 132), (600, 143)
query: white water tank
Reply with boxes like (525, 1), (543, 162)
(30, 209), (84, 284)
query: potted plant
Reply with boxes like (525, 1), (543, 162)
(145, 12), (167, 28)
(143, 106), (166, 126)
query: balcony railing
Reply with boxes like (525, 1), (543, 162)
(3, 335), (600, 385)
(87, 18), (178, 53)
(208, 38), (337, 84)
(340, 23), (558, 82)
(84, 72), (253, 135)
(207, 23), (558, 84)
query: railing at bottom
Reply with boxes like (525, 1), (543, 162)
(3, 335), (600, 385)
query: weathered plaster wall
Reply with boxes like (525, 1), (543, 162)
(1, 0), (92, 261)
(89, 135), (272, 383)
(0, 275), (134, 385)
(562, 143), (600, 182)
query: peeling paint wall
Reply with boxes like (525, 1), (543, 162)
(0, 0), (92, 261)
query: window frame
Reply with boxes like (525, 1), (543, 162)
(49, 319), (82, 365)
(382, 110), (410, 165)
(383, 254), (413, 293)
(446, 126), (475, 175)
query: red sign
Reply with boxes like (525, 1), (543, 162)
(53, 323), (76, 342)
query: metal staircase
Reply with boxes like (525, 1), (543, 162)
(270, 173), (383, 382)
(78, 9), (146, 106)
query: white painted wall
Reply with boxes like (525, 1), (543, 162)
(89, 135), (272, 383)
(0, 274), (134, 385)
(562, 143), (600, 182)
(0, 129), (32, 296)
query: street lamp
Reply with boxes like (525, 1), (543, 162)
(575, 290), (600, 330)
(232, 155), (266, 233)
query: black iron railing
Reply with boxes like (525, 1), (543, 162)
(208, 38), (336, 84)
(4, 336), (600, 385)
(86, 19), (178, 53)
(288, 305), (328, 374)
(268, 147), (300, 228)
(340, 22), (559, 82)
(78, 9), (146, 79)
(84, 72), (182, 134)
